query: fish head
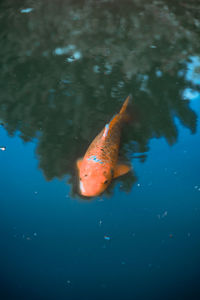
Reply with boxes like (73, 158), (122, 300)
(77, 159), (111, 197)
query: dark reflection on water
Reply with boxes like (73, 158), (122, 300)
(0, 0), (199, 197)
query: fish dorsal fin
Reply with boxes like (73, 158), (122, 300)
(113, 164), (131, 178)
(119, 95), (132, 114)
(76, 158), (83, 170)
(102, 123), (110, 138)
(102, 114), (118, 139)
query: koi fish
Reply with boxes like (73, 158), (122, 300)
(77, 95), (132, 197)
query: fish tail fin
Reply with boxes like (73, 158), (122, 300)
(119, 95), (132, 122)
(119, 94), (132, 115)
(102, 94), (132, 139)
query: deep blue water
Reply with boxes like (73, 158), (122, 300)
(1, 1), (200, 299)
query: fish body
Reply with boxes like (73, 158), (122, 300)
(77, 95), (132, 197)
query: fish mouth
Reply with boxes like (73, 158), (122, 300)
(79, 181), (86, 194)
(79, 181), (101, 197)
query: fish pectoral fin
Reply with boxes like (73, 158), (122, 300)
(76, 158), (83, 170)
(113, 164), (131, 178)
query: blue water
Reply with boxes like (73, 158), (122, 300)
(1, 1), (200, 299)
(1, 97), (200, 299)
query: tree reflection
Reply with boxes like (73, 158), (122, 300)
(0, 0), (199, 197)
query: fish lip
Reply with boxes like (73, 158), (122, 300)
(79, 181), (100, 197)
(79, 181), (86, 194)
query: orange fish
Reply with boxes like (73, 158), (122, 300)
(77, 95), (132, 197)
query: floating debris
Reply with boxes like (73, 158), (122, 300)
(33, 232), (37, 237)
(162, 211), (168, 218)
(194, 185), (200, 191)
(158, 211), (168, 219)
(98, 220), (103, 226)
(0, 146), (6, 151)
(34, 191), (38, 195)
(20, 8), (34, 13)
(104, 235), (111, 241)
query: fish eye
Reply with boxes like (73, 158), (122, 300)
(84, 174), (88, 177)
(104, 180), (108, 184)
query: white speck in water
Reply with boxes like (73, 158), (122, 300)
(137, 183), (141, 187)
(66, 280), (71, 287)
(162, 211), (168, 218)
(99, 220), (103, 226)
(104, 235), (111, 241)
(0, 147), (6, 151)
(150, 45), (157, 48)
(20, 8), (34, 13)
(33, 232), (37, 237)
(34, 191), (38, 195)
